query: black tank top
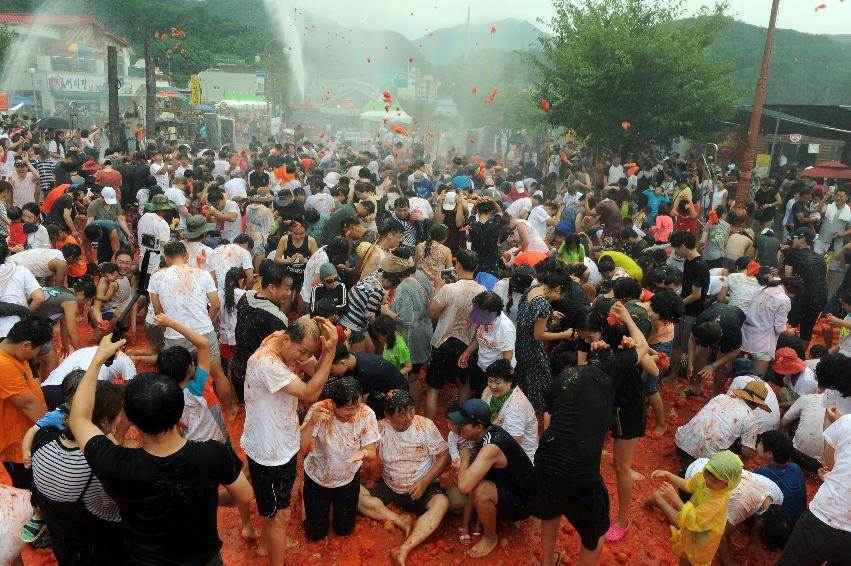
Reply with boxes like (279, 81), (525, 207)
(481, 425), (534, 498)
(284, 235), (310, 275)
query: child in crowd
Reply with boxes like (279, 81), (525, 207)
(0, 181), (9, 238)
(652, 202), (673, 244)
(219, 267), (246, 380)
(753, 431), (807, 524)
(7, 205), (26, 250)
(445, 400), (479, 545)
(648, 450), (743, 566)
(371, 315), (412, 376)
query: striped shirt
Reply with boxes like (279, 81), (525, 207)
(391, 213), (418, 247)
(339, 275), (385, 333)
(33, 159), (55, 196)
(31, 435), (121, 522)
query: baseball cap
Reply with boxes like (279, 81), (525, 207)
(448, 399), (491, 427)
(442, 191), (457, 211)
(514, 181), (526, 192)
(101, 187), (117, 205)
(532, 190), (544, 200)
(791, 227), (814, 244)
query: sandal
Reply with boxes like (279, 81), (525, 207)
(604, 519), (631, 542)
(471, 523), (482, 539)
(21, 515), (47, 543)
(458, 527), (472, 546)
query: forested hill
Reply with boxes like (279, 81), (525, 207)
(3, 0), (851, 105)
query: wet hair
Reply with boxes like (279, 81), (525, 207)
(649, 290), (683, 323)
(329, 376), (362, 407)
(780, 275), (803, 296)
(284, 317), (315, 345)
(383, 389), (414, 416)
(756, 505), (794, 552)
(669, 230), (696, 250)
(22, 202), (41, 219)
(224, 266), (246, 314)
(692, 320), (723, 348)
(394, 197), (410, 210)
(621, 228), (638, 241)
(485, 358), (515, 384)
(575, 306), (608, 334)
(326, 236), (350, 265)
(7, 205), (22, 222)
(735, 256), (751, 271)
(776, 332), (806, 361)
(123, 372), (185, 435)
(423, 223), (448, 258)
(63, 380), (125, 442)
(613, 277), (642, 301)
(259, 259), (292, 288)
(163, 240), (187, 258)
(5, 315), (53, 346)
(839, 287), (851, 306)
(83, 223), (104, 240)
(597, 255), (616, 275)
(757, 430), (793, 464)
(60, 243), (82, 262)
(100, 262), (119, 275)
(505, 267), (535, 314)
(341, 217), (364, 233)
(61, 369), (85, 405)
(72, 277), (97, 299)
(815, 353), (851, 397)
(304, 208), (320, 225)
(311, 297), (336, 318)
(233, 233), (254, 249)
(372, 315), (398, 349)
(539, 271), (572, 295)
(379, 218), (404, 238)
(808, 344), (828, 360)
(208, 189), (225, 205)
(333, 342), (351, 364)
(534, 257), (565, 279)
(657, 202), (671, 216)
(455, 248), (479, 272)
(155, 346), (195, 384)
(472, 291), (504, 314)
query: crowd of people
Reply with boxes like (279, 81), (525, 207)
(0, 115), (849, 566)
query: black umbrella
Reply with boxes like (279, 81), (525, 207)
(36, 116), (70, 129)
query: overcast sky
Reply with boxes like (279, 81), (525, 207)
(313, 0), (851, 37)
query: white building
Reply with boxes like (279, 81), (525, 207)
(0, 12), (145, 119)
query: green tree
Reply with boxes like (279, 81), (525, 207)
(0, 24), (13, 64)
(532, 0), (739, 152)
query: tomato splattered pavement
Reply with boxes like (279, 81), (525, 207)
(12, 322), (821, 566)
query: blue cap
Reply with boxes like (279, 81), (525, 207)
(451, 175), (473, 189)
(791, 227), (814, 244)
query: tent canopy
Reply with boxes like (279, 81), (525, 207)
(360, 99), (412, 124)
(800, 161), (851, 179)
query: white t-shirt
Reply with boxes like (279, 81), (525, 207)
(212, 160), (230, 178)
(137, 212), (171, 275)
(304, 399), (380, 488)
(148, 265), (216, 339)
(301, 247), (329, 303)
(607, 164), (625, 185)
(184, 241), (213, 272)
(10, 248), (63, 279)
(42, 347), (136, 387)
(0, 264), (41, 338)
(710, 188), (728, 212)
(723, 272), (761, 313)
(48, 140), (64, 162)
(810, 414), (851, 532)
(182, 381), (225, 443)
(409, 196), (433, 219)
(218, 288), (245, 346)
(506, 197), (533, 220)
(783, 393), (826, 463)
(515, 219), (549, 253)
(491, 279), (522, 324)
(220, 200), (242, 243)
(784, 366), (819, 399)
(481, 386), (538, 462)
(26, 225), (51, 250)
(223, 178), (248, 200)
(527, 205), (551, 241)
(164, 187), (188, 229)
(208, 244), (252, 292)
(675, 394), (760, 458)
(150, 162), (169, 190)
(377, 415), (448, 494)
(824, 389), (851, 415)
(431, 279), (486, 348)
(475, 312), (516, 371)
(728, 375), (780, 433)
(305, 192), (335, 218)
(685, 460), (784, 526)
(241, 337), (301, 466)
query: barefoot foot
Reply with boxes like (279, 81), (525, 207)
(630, 469), (645, 481)
(395, 515), (413, 538)
(652, 423), (667, 436)
(240, 524), (259, 540)
(467, 535), (499, 558)
(389, 546), (409, 566)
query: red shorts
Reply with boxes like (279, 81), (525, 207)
(219, 343), (236, 359)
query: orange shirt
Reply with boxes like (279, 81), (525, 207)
(56, 234), (87, 277)
(41, 183), (70, 215)
(0, 351), (47, 463)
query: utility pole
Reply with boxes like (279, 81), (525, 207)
(106, 46), (122, 151)
(736, 0), (780, 211)
(144, 32), (156, 139)
(463, 5), (471, 62)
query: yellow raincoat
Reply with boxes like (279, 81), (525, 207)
(671, 451), (743, 566)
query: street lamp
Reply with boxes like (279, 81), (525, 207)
(27, 67), (39, 120)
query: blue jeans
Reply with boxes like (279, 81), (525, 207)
(643, 341), (673, 395)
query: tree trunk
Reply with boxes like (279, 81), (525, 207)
(106, 46), (122, 151)
(144, 34), (156, 140)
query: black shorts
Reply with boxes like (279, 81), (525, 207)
(368, 478), (445, 516)
(3, 461), (32, 490)
(778, 509), (851, 566)
(533, 470), (610, 551)
(611, 377), (647, 440)
(247, 455), (298, 518)
(495, 484), (532, 522)
(425, 337), (480, 389)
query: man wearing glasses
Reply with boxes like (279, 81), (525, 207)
(309, 263), (348, 318)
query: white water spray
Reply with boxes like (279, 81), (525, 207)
(0, 1), (62, 105)
(262, 0), (306, 101)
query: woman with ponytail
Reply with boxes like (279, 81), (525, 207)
(219, 266), (247, 374)
(415, 223), (452, 284)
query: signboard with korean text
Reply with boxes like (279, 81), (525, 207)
(754, 153), (771, 177)
(48, 74), (142, 95)
(190, 75), (201, 106)
(0, 93), (7, 112)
